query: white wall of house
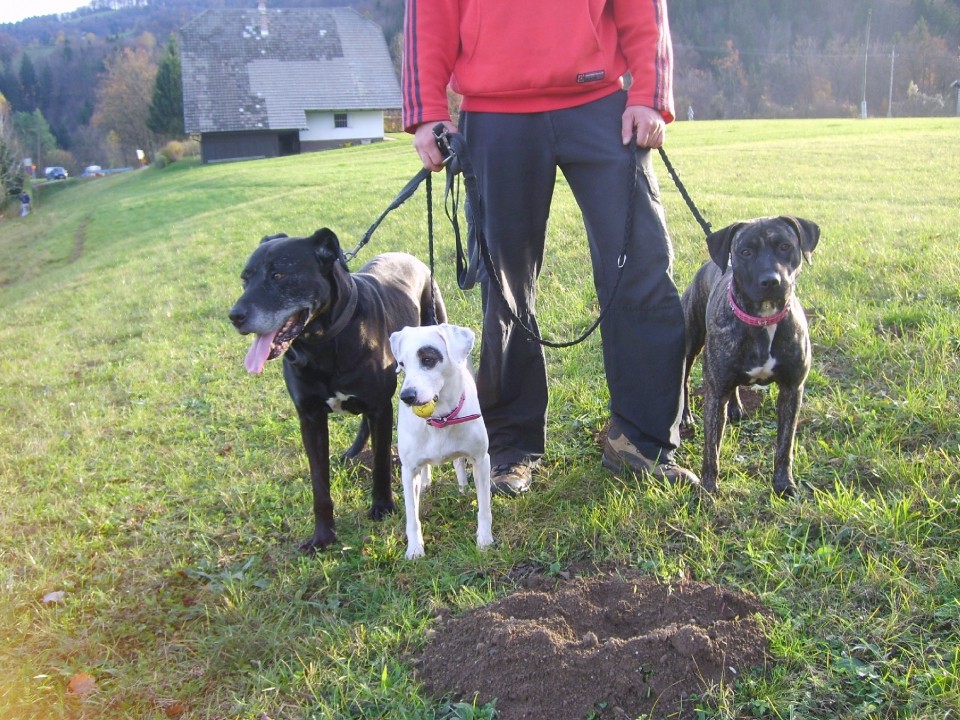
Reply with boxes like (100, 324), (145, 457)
(302, 110), (385, 142)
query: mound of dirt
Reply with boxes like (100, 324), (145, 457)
(415, 570), (773, 719)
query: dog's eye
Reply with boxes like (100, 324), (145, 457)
(272, 272), (285, 281)
(421, 357), (437, 369)
(738, 248), (753, 257)
(779, 242), (793, 253)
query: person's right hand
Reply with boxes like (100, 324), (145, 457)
(413, 121), (458, 172)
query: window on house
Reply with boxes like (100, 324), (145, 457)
(334, 113), (348, 128)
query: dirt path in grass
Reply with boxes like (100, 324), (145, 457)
(414, 568), (773, 719)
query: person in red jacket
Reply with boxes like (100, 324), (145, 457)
(403, 0), (699, 494)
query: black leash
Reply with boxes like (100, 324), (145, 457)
(657, 146), (712, 238)
(350, 126), (713, 349)
(344, 164), (441, 324)
(442, 128), (634, 348)
(344, 166), (432, 263)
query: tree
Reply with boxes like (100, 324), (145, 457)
(0, 63), (21, 110)
(0, 93), (26, 198)
(146, 34), (183, 138)
(90, 47), (158, 165)
(13, 109), (57, 168)
(19, 53), (38, 110)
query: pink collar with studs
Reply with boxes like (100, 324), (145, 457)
(426, 393), (481, 428)
(727, 283), (790, 328)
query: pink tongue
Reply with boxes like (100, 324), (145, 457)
(244, 331), (279, 374)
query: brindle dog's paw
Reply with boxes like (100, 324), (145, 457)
(772, 482), (797, 499)
(726, 403), (743, 422)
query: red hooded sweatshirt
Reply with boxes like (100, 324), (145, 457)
(402, 0), (675, 132)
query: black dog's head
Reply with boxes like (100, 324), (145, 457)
(228, 228), (348, 374)
(706, 216), (820, 306)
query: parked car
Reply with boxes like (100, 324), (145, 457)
(44, 166), (68, 180)
(81, 165), (104, 177)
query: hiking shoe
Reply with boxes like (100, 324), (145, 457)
(491, 462), (532, 496)
(601, 423), (700, 486)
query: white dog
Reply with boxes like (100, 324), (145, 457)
(389, 323), (493, 559)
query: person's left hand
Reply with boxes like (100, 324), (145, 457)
(622, 105), (666, 148)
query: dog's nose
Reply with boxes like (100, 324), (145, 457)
(759, 274), (781, 289)
(399, 387), (418, 406)
(228, 306), (247, 328)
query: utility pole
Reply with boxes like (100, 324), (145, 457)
(33, 130), (40, 209)
(861, 8), (872, 119)
(887, 45), (896, 118)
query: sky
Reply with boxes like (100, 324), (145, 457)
(0, 0), (89, 26)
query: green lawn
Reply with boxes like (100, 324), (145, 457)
(1, 117), (958, 719)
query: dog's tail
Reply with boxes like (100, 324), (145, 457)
(341, 416), (370, 461)
(422, 278), (447, 326)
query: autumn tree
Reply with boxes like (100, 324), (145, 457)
(91, 47), (158, 166)
(146, 34), (184, 138)
(900, 18), (957, 96)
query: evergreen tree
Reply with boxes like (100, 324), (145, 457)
(146, 35), (184, 138)
(0, 93), (26, 197)
(18, 54), (38, 110)
(12, 109), (57, 171)
(0, 63), (22, 111)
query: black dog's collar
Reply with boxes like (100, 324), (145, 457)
(307, 276), (359, 341)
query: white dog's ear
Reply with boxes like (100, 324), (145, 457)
(439, 323), (475, 365)
(388, 330), (405, 370)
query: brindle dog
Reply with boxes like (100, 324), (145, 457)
(681, 216), (820, 496)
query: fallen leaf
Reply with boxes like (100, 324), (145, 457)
(42, 591), (66, 605)
(67, 672), (98, 698)
(163, 702), (187, 717)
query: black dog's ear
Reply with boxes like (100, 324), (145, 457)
(779, 216), (821, 265)
(309, 228), (345, 266)
(705, 222), (745, 273)
(260, 232), (289, 245)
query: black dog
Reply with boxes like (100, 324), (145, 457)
(681, 216), (820, 496)
(229, 228), (445, 552)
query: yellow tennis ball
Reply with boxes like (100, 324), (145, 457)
(412, 399), (437, 418)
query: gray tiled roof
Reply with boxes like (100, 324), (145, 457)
(180, 7), (400, 133)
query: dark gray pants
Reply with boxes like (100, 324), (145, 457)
(460, 90), (685, 466)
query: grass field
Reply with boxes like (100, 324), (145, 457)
(1, 117), (959, 719)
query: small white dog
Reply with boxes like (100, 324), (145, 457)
(389, 323), (493, 559)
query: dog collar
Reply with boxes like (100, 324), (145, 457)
(308, 277), (359, 341)
(728, 283), (790, 327)
(426, 393), (481, 429)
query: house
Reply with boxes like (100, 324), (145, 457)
(180, 2), (401, 164)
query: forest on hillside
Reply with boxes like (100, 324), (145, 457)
(0, 0), (957, 186)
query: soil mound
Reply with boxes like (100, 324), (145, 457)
(415, 570), (772, 719)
